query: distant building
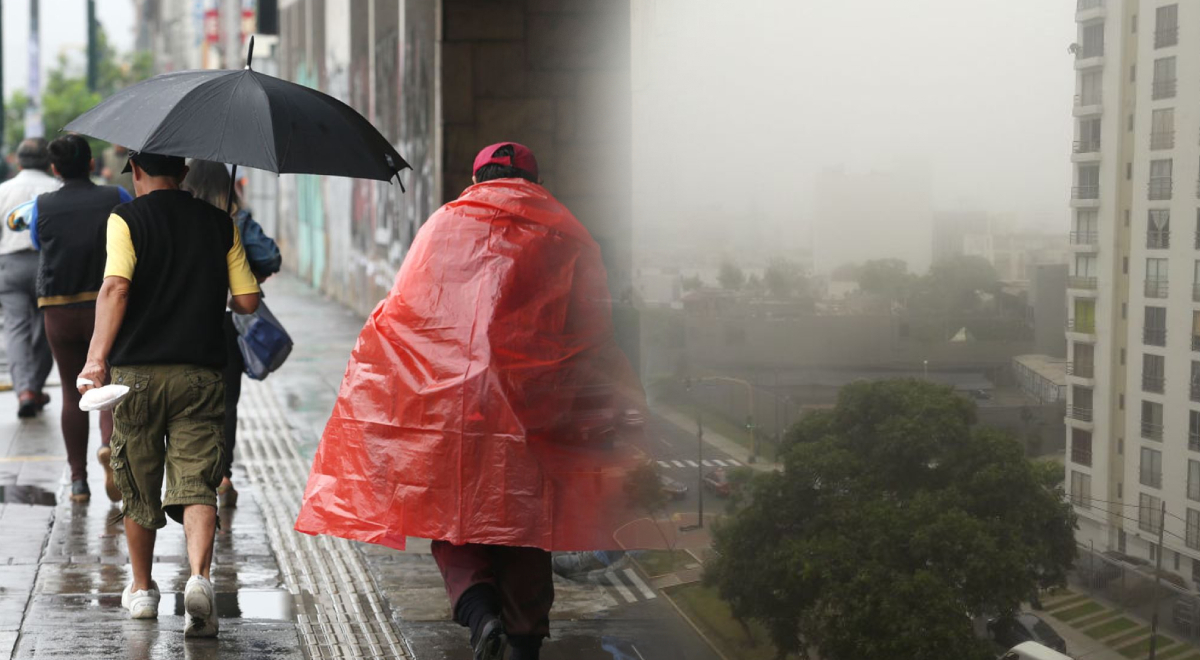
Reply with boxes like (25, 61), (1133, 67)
(1065, 0), (1200, 576)
(813, 166), (933, 274)
(1030, 264), (1068, 357)
(932, 210), (990, 263)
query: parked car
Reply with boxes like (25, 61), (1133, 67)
(1000, 641), (1072, 660)
(659, 475), (688, 500)
(702, 468), (733, 497)
(988, 613), (1066, 655)
(617, 408), (645, 430)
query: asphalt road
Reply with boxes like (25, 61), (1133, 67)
(642, 413), (744, 517)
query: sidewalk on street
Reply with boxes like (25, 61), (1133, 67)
(654, 403), (781, 472)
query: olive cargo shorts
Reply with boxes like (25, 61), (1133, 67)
(109, 364), (226, 529)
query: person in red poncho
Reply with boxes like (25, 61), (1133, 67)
(295, 142), (648, 660)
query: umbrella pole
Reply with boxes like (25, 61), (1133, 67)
(225, 163), (238, 216)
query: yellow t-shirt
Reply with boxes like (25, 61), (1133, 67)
(103, 213), (260, 296)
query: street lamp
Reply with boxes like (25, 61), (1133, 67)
(923, 359), (929, 381)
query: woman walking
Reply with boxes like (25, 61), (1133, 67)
(182, 161), (281, 506)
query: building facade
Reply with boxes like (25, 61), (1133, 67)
(1066, 0), (1200, 578)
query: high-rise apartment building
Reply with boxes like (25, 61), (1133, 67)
(1066, 0), (1200, 575)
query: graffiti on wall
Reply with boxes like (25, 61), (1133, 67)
(293, 61), (327, 290)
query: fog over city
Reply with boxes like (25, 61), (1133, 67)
(633, 0), (1077, 273)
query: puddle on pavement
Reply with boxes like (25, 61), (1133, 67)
(168, 589), (294, 620)
(0, 484), (56, 506)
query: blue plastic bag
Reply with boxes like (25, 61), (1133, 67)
(231, 301), (293, 380)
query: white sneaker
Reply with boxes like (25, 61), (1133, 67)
(183, 575), (219, 637)
(121, 582), (160, 619)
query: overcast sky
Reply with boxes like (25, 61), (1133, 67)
(633, 0), (1077, 252)
(3, 0), (136, 99)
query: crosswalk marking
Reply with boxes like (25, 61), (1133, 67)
(671, 460), (685, 468)
(657, 460), (671, 468)
(701, 460), (714, 466)
(605, 569), (637, 603)
(684, 460), (698, 467)
(727, 459), (742, 466)
(712, 459), (728, 467)
(623, 568), (657, 600)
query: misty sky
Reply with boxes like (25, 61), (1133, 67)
(3, 0), (136, 100)
(633, 0), (1077, 247)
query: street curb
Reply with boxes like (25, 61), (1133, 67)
(657, 584), (733, 660)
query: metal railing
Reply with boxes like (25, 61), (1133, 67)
(1141, 469), (1163, 489)
(1142, 421), (1164, 440)
(1194, 229), (1200, 249)
(1193, 335), (1200, 352)
(1078, 44), (1104, 59)
(1191, 382), (1200, 403)
(1069, 275), (1098, 289)
(1074, 94), (1103, 107)
(1143, 374), (1165, 393)
(1068, 405), (1095, 422)
(1149, 177), (1173, 200)
(1155, 27), (1179, 49)
(1147, 230), (1171, 249)
(1073, 185), (1100, 199)
(1190, 432), (1200, 452)
(1150, 131), (1175, 150)
(1071, 446), (1093, 466)
(1067, 362), (1095, 378)
(1153, 79), (1177, 100)
(1074, 139), (1101, 153)
(1144, 328), (1167, 346)
(1068, 318), (1096, 334)
(1071, 231), (1099, 245)
(1145, 279), (1169, 298)
(1076, 0), (1104, 11)
(1194, 283), (1200, 302)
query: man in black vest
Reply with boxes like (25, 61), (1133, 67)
(78, 151), (261, 637)
(19, 134), (132, 503)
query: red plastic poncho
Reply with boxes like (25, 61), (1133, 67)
(295, 179), (650, 551)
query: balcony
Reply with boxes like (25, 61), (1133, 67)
(1143, 374), (1166, 393)
(1069, 275), (1098, 289)
(1077, 0), (1104, 10)
(1068, 318), (1096, 334)
(1068, 405), (1095, 422)
(1073, 185), (1099, 200)
(1074, 139), (1101, 154)
(1144, 328), (1167, 346)
(1153, 80), (1177, 100)
(1191, 432), (1200, 452)
(1193, 335), (1200, 352)
(1074, 94), (1103, 109)
(1192, 382), (1200, 402)
(1155, 27), (1179, 49)
(1067, 362), (1095, 379)
(1143, 421), (1164, 440)
(1149, 177), (1173, 200)
(1150, 131), (1175, 150)
(1071, 446), (1093, 466)
(1145, 279), (1169, 299)
(1147, 230), (1171, 249)
(1071, 231), (1099, 246)
(1141, 470), (1163, 490)
(1194, 283), (1200, 302)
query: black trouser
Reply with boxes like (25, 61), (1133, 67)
(221, 312), (244, 479)
(44, 305), (113, 482)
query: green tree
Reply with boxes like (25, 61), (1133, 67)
(625, 462), (669, 516)
(681, 274), (704, 292)
(705, 380), (1076, 660)
(717, 261), (746, 291)
(763, 257), (806, 299)
(857, 258), (914, 302)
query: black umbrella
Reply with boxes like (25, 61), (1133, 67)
(65, 37), (409, 197)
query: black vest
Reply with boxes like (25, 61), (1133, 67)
(35, 180), (122, 307)
(109, 189), (234, 369)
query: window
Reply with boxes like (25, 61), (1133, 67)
(1156, 5), (1179, 48)
(1148, 210), (1171, 248)
(1077, 117), (1102, 154)
(1141, 447), (1163, 488)
(1070, 385), (1094, 422)
(1189, 460), (1200, 501)
(1142, 400), (1164, 440)
(1072, 299), (1096, 333)
(1141, 493), (1163, 533)
(1143, 353), (1166, 392)
(1076, 164), (1100, 199)
(1071, 471), (1092, 509)
(1081, 21), (1105, 57)
(1149, 159), (1173, 200)
(1072, 254), (1097, 289)
(1073, 210), (1098, 245)
(1153, 57), (1177, 99)
(1192, 362), (1200, 402)
(1190, 510), (1200, 551)
(1073, 342), (1095, 377)
(1146, 258), (1169, 298)
(1194, 261), (1200, 302)
(1191, 410), (1200, 451)
(1145, 306), (1167, 345)
(1071, 428), (1093, 466)
(1193, 311), (1200, 351)
(1080, 70), (1103, 106)
(1151, 109), (1175, 149)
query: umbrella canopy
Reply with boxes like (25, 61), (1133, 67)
(65, 67), (409, 182)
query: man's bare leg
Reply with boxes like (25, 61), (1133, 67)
(124, 518), (156, 591)
(183, 504), (216, 578)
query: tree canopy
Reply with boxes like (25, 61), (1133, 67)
(718, 261), (746, 291)
(856, 258), (915, 301)
(763, 257), (807, 299)
(705, 380), (1076, 660)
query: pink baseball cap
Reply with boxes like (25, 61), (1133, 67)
(473, 142), (539, 180)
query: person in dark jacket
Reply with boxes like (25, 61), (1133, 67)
(5, 134), (132, 502)
(182, 160), (281, 507)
